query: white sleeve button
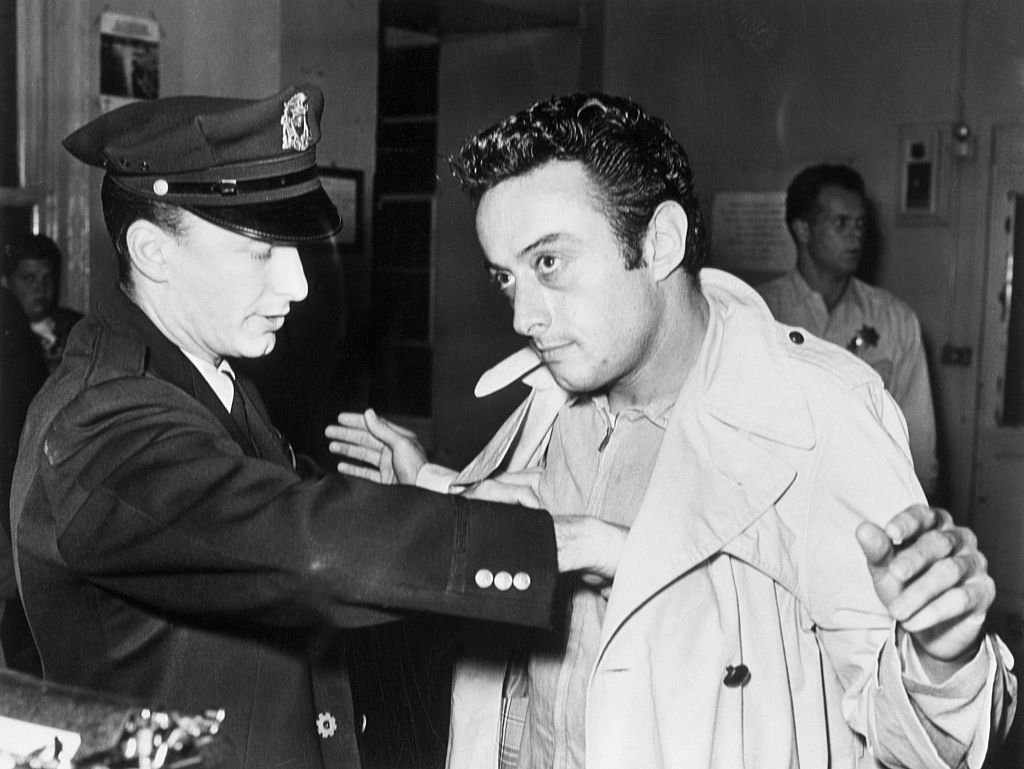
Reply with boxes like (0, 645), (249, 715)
(494, 571), (513, 591)
(475, 568), (494, 589)
(513, 571), (532, 591)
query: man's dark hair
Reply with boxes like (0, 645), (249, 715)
(449, 92), (706, 274)
(101, 176), (187, 291)
(2, 234), (64, 278)
(785, 164), (867, 237)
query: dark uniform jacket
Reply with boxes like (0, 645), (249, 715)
(9, 286), (558, 768)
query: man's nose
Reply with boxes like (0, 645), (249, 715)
(273, 247), (309, 302)
(511, 282), (549, 338)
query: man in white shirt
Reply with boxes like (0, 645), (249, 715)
(756, 164), (939, 498)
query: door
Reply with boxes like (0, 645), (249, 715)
(973, 124), (1024, 616)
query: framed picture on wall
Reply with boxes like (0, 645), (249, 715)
(320, 168), (363, 250)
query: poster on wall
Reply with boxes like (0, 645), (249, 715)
(100, 12), (160, 112)
(710, 191), (795, 275)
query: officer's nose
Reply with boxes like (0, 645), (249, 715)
(272, 246), (308, 303)
(511, 282), (549, 338)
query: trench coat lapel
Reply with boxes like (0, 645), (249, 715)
(454, 355), (570, 485)
(597, 269), (817, 650)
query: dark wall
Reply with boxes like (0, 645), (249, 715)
(0, 0), (16, 187)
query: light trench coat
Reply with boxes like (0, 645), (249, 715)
(431, 270), (1015, 769)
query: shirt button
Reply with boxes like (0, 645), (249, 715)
(512, 571), (532, 591)
(474, 569), (494, 589)
(788, 330), (804, 345)
(493, 571), (513, 591)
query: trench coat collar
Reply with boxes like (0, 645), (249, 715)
(597, 269), (816, 647)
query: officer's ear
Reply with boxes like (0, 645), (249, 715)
(125, 219), (172, 283)
(643, 200), (688, 282)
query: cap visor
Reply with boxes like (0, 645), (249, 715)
(185, 186), (343, 244)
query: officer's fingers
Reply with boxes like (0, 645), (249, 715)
(335, 411), (370, 429)
(364, 408), (420, 444)
(463, 478), (542, 508)
(886, 550), (987, 623)
(379, 446), (397, 485)
(334, 460), (383, 483)
(327, 440), (381, 466)
(489, 468), (544, 489)
(324, 424), (386, 451)
(882, 504), (951, 546)
(898, 573), (995, 636)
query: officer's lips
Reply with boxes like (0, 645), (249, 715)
(262, 313), (289, 331)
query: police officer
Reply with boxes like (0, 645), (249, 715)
(10, 85), (623, 768)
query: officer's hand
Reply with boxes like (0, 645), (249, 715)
(856, 504), (994, 682)
(461, 469), (544, 508)
(325, 409), (427, 485)
(554, 516), (628, 588)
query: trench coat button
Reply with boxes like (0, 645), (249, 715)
(788, 330), (804, 344)
(723, 664), (751, 687)
(358, 713), (367, 734)
(475, 568), (494, 589)
(494, 571), (513, 591)
(512, 571), (532, 591)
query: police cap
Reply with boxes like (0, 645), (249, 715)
(62, 84), (342, 243)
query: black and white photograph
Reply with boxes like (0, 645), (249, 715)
(0, 2), (1021, 768)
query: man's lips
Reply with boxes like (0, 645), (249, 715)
(534, 341), (571, 357)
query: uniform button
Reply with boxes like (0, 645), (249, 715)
(512, 571), (532, 591)
(494, 571), (513, 591)
(359, 713), (367, 734)
(788, 330), (804, 344)
(316, 711), (338, 738)
(474, 568), (494, 589)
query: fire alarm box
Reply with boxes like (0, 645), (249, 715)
(897, 124), (949, 224)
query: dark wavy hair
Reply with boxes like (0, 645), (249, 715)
(101, 176), (187, 292)
(2, 233), (64, 278)
(785, 164), (867, 237)
(449, 92), (706, 274)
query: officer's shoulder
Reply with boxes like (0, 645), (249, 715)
(773, 322), (881, 391)
(61, 314), (148, 389)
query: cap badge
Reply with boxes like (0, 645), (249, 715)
(281, 92), (311, 152)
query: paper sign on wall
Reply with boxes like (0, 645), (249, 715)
(710, 191), (795, 274)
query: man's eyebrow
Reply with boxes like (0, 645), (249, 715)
(518, 233), (565, 257)
(483, 233), (573, 272)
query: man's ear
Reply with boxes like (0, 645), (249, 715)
(125, 220), (172, 284)
(643, 200), (688, 281)
(792, 218), (811, 247)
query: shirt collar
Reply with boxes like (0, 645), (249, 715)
(181, 350), (235, 411)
